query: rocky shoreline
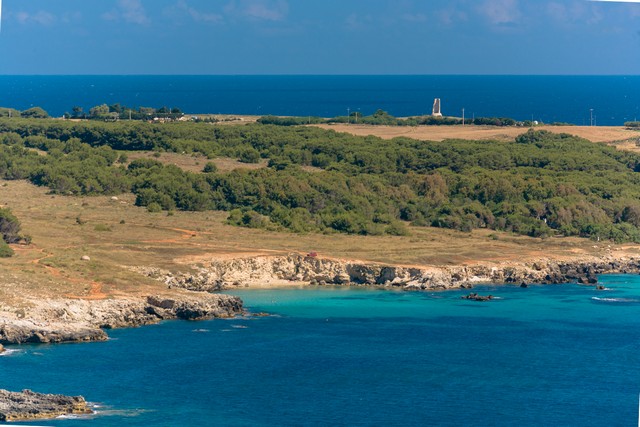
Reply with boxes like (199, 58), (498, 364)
(0, 389), (92, 422)
(134, 253), (640, 292)
(0, 292), (244, 345)
(2, 252), (639, 421)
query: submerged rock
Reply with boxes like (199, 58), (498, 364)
(462, 293), (494, 302)
(0, 389), (92, 422)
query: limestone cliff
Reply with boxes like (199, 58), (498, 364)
(135, 253), (640, 292)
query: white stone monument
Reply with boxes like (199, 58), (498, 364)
(432, 98), (442, 117)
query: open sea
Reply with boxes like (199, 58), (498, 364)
(1, 275), (640, 426)
(1, 75), (640, 125)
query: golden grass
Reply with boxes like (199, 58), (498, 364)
(314, 124), (639, 145)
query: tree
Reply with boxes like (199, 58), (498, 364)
(21, 107), (49, 118)
(72, 106), (84, 118)
(0, 208), (22, 244)
(89, 104), (110, 119)
(203, 162), (218, 173)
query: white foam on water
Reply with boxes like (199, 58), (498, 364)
(591, 296), (640, 303)
(0, 349), (21, 357)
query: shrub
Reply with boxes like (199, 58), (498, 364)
(0, 208), (22, 243)
(0, 240), (14, 258)
(203, 162), (218, 173)
(147, 202), (162, 213)
(238, 148), (261, 164)
(385, 221), (410, 236)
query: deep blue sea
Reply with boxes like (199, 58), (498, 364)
(1, 75), (640, 125)
(2, 275), (640, 426)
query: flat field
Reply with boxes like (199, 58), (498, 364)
(314, 124), (639, 145)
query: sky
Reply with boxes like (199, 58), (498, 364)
(0, 0), (640, 74)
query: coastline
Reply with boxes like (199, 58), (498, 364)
(3, 250), (634, 346)
(0, 253), (637, 420)
(134, 252), (638, 292)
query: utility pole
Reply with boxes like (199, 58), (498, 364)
(462, 108), (465, 126)
(347, 108), (350, 124)
(590, 109), (594, 127)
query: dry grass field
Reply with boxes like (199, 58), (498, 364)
(1, 179), (638, 305)
(314, 124), (640, 146)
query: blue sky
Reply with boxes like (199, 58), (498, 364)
(0, 0), (639, 74)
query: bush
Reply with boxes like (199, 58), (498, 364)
(0, 240), (13, 258)
(147, 202), (162, 213)
(203, 162), (218, 173)
(385, 221), (410, 236)
(0, 208), (22, 243)
(238, 148), (261, 163)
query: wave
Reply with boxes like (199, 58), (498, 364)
(0, 348), (23, 357)
(591, 297), (640, 303)
(74, 405), (151, 419)
(192, 328), (210, 333)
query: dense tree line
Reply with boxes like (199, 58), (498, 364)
(1, 117), (640, 240)
(258, 110), (519, 127)
(0, 107), (49, 119)
(66, 104), (184, 121)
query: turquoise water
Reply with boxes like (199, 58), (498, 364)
(1, 75), (639, 125)
(2, 275), (640, 426)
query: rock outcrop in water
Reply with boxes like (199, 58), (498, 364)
(0, 293), (244, 345)
(0, 389), (92, 421)
(134, 253), (640, 292)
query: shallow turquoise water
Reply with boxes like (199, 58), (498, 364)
(2, 275), (640, 426)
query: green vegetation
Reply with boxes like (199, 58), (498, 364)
(0, 207), (26, 256)
(81, 104), (184, 121)
(0, 117), (639, 241)
(0, 107), (49, 119)
(258, 110), (519, 127)
(625, 121), (640, 129)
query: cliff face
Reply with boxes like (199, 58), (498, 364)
(137, 254), (640, 292)
(0, 293), (244, 345)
